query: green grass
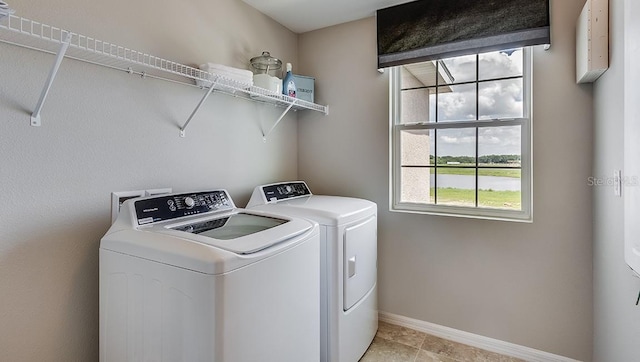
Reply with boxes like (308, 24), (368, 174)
(430, 187), (521, 210)
(430, 166), (521, 178)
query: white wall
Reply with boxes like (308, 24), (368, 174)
(298, 0), (594, 360)
(0, 0), (299, 360)
(593, 0), (640, 360)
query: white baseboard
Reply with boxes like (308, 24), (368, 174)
(378, 311), (582, 362)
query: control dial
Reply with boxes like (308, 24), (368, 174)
(184, 196), (195, 209)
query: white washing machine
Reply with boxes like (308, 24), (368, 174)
(247, 181), (378, 362)
(100, 189), (320, 362)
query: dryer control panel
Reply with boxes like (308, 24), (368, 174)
(261, 181), (311, 202)
(134, 190), (234, 225)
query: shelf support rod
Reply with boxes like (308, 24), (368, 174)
(180, 80), (217, 137)
(262, 99), (297, 141)
(30, 32), (73, 127)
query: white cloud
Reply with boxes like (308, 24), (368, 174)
(478, 79), (523, 119)
(438, 84), (476, 121)
(438, 129), (476, 156)
(478, 126), (521, 155)
(441, 135), (475, 144)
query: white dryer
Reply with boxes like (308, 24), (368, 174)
(100, 189), (320, 362)
(247, 181), (378, 362)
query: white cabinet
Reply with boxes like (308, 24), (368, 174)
(576, 0), (609, 83)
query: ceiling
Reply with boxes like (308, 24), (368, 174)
(242, 0), (414, 34)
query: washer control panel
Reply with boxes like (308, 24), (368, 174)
(135, 190), (234, 225)
(261, 181), (311, 202)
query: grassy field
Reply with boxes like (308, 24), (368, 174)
(431, 187), (521, 210)
(430, 166), (521, 178)
(414, 165), (522, 209)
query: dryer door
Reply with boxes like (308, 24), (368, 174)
(343, 215), (377, 311)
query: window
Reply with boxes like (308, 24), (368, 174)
(390, 48), (532, 221)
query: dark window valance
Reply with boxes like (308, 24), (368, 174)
(376, 0), (550, 68)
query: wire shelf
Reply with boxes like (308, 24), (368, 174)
(0, 15), (205, 80)
(198, 74), (327, 113)
(0, 14), (328, 134)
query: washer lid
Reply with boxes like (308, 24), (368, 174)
(167, 212), (298, 254)
(101, 210), (317, 274)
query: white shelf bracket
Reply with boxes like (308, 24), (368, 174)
(30, 31), (73, 127)
(179, 80), (217, 137)
(262, 99), (297, 142)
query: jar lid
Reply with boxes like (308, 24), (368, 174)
(250, 51), (282, 72)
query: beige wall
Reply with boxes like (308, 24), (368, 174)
(298, 0), (593, 360)
(0, 0), (299, 360)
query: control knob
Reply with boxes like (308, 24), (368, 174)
(184, 197), (195, 209)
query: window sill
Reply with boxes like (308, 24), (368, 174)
(390, 203), (533, 223)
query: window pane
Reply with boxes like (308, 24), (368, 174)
(435, 168), (476, 207)
(478, 168), (521, 210)
(478, 126), (521, 167)
(478, 78), (523, 120)
(440, 54), (477, 84)
(401, 167), (433, 204)
(400, 88), (435, 124)
(437, 84), (477, 122)
(436, 128), (476, 163)
(401, 62), (438, 88)
(433, 128), (476, 207)
(400, 129), (434, 166)
(478, 49), (523, 80)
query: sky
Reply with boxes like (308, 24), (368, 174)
(424, 49), (524, 157)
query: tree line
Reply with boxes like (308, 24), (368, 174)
(429, 155), (521, 164)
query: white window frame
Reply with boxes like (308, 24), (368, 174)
(389, 48), (533, 222)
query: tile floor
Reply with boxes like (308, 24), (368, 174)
(359, 321), (526, 362)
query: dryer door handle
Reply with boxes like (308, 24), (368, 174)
(348, 256), (357, 278)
